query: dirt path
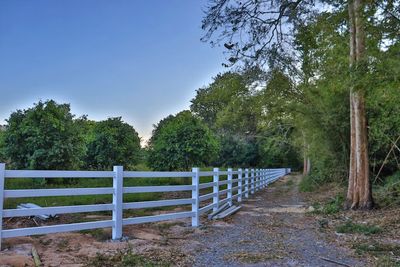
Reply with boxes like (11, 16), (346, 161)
(1, 174), (369, 266)
(184, 174), (366, 267)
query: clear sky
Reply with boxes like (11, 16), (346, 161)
(0, 0), (226, 142)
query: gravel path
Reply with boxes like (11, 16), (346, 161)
(184, 174), (366, 267)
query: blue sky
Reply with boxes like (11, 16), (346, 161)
(0, 0), (226, 141)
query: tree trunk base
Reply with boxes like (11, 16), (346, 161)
(344, 199), (374, 210)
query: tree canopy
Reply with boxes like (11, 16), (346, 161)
(4, 100), (85, 170)
(201, 0), (400, 209)
(85, 117), (141, 170)
(147, 111), (219, 171)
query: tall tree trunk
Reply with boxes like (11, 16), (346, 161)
(303, 134), (310, 176)
(345, 0), (374, 210)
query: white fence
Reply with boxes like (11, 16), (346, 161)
(0, 163), (290, 249)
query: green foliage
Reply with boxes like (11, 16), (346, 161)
(0, 129), (6, 162)
(190, 72), (249, 128)
(375, 172), (400, 207)
(215, 134), (257, 167)
(4, 100), (85, 171)
(336, 221), (382, 235)
(85, 117), (141, 170)
(299, 175), (318, 192)
(367, 42), (400, 179)
(257, 125), (301, 169)
(352, 242), (400, 266)
(190, 70), (302, 169)
(323, 195), (344, 214)
(311, 194), (344, 214)
(294, 9), (400, 189)
(148, 111), (219, 170)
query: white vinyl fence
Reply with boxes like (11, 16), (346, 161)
(0, 163), (290, 249)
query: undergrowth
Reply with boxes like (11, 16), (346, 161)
(311, 194), (344, 215)
(375, 171), (400, 208)
(352, 242), (400, 266)
(336, 220), (382, 235)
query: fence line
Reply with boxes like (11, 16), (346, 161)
(0, 163), (290, 249)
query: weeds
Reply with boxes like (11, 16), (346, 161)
(311, 194), (344, 215)
(80, 228), (110, 241)
(375, 171), (400, 208)
(352, 242), (400, 266)
(299, 175), (318, 192)
(336, 221), (382, 235)
(84, 249), (171, 267)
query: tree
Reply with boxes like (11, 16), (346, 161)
(201, 0), (399, 209)
(216, 134), (258, 167)
(190, 69), (301, 168)
(148, 111), (219, 171)
(0, 127), (6, 162)
(4, 100), (85, 170)
(344, 0), (370, 208)
(191, 72), (249, 128)
(85, 117), (141, 170)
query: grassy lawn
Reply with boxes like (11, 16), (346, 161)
(3, 170), (231, 210)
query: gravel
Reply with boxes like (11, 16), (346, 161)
(184, 175), (366, 267)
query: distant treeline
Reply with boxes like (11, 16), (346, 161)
(0, 71), (303, 173)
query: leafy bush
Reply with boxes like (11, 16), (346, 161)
(86, 117), (141, 170)
(4, 100), (85, 179)
(148, 111), (219, 171)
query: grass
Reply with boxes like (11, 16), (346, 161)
(80, 228), (110, 241)
(3, 170), (229, 225)
(311, 194), (344, 215)
(3, 176), (188, 209)
(336, 220), (382, 235)
(352, 242), (400, 266)
(84, 249), (171, 267)
(3, 168), (233, 208)
(299, 174), (319, 192)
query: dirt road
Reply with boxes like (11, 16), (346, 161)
(184, 174), (366, 266)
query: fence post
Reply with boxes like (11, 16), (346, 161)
(191, 167), (200, 227)
(238, 168), (242, 202)
(112, 165), (123, 240)
(227, 168), (233, 206)
(244, 168), (249, 198)
(263, 169), (266, 189)
(0, 163), (5, 250)
(213, 167), (219, 212)
(256, 169), (260, 192)
(251, 169), (255, 194)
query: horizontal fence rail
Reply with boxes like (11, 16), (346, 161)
(0, 163), (290, 249)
